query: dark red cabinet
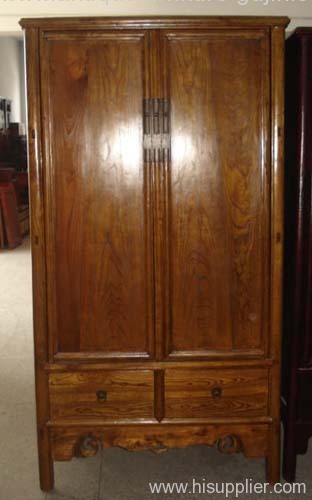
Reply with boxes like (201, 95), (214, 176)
(282, 27), (312, 481)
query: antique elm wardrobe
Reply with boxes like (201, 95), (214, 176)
(20, 16), (289, 491)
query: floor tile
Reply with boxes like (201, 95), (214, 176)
(46, 455), (102, 500)
(98, 445), (263, 500)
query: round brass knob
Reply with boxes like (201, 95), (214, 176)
(211, 386), (222, 398)
(96, 390), (107, 402)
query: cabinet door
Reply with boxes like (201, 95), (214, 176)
(162, 30), (270, 358)
(40, 32), (154, 359)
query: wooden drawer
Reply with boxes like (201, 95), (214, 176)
(49, 370), (154, 421)
(165, 368), (269, 419)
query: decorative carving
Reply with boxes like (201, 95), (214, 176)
(74, 435), (101, 458)
(115, 439), (169, 454)
(52, 424), (267, 462)
(150, 443), (168, 454)
(215, 435), (243, 455)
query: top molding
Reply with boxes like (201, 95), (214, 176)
(20, 16), (290, 30)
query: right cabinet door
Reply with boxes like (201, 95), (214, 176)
(162, 30), (270, 359)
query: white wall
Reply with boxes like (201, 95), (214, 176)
(18, 39), (26, 125)
(0, 1), (311, 35)
(0, 37), (26, 124)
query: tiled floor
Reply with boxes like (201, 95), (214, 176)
(0, 238), (311, 500)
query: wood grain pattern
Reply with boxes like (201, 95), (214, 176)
(20, 16), (289, 30)
(164, 31), (269, 356)
(45, 359), (274, 371)
(266, 25), (286, 485)
(165, 368), (268, 419)
(40, 33), (154, 357)
(270, 26), (286, 365)
(24, 27), (54, 492)
(50, 423), (270, 461)
(49, 370), (154, 420)
(21, 16), (289, 490)
(154, 369), (165, 422)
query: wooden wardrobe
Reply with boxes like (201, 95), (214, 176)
(21, 16), (288, 491)
(282, 27), (312, 481)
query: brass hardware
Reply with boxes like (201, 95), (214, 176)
(211, 386), (222, 398)
(143, 98), (170, 158)
(96, 390), (107, 402)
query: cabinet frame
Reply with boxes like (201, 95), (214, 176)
(22, 16), (289, 491)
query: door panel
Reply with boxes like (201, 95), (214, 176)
(41, 33), (154, 357)
(163, 31), (270, 357)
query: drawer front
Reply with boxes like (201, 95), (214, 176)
(165, 368), (269, 419)
(49, 370), (154, 420)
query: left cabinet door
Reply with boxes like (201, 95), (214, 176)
(40, 31), (154, 360)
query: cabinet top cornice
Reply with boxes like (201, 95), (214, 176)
(20, 16), (290, 30)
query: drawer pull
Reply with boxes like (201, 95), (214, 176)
(96, 390), (107, 403)
(211, 386), (222, 398)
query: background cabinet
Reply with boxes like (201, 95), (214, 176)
(282, 27), (312, 482)
(21, 16), (288, 491)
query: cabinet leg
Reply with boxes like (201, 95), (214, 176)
(266, 427), (280, 484)
(38, 428), (54, 491)
(282, 424), (297, 482)
(266, 455), (280, 485)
